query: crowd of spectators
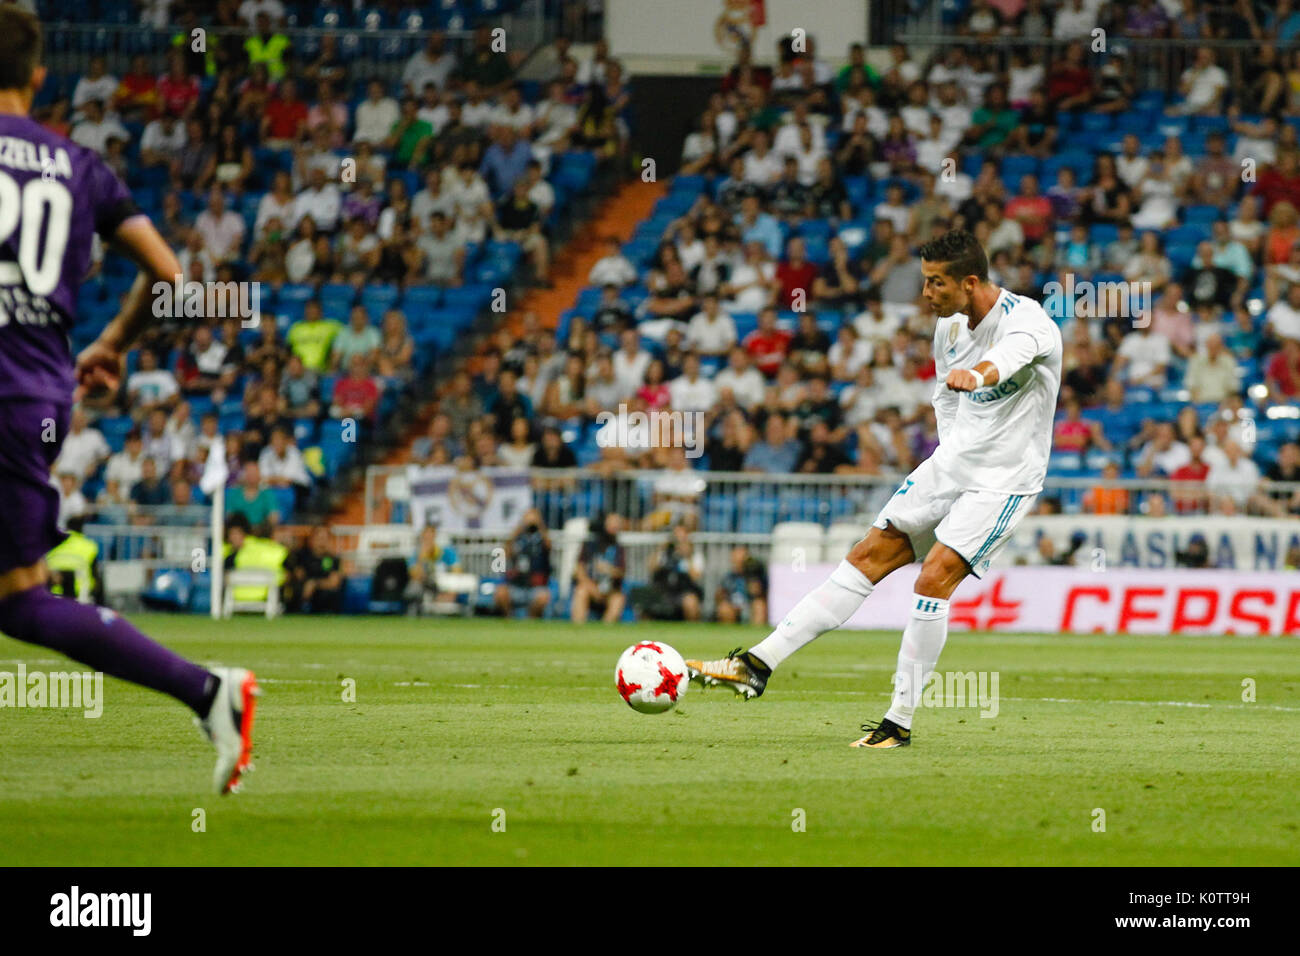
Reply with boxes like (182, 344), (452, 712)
(412, 21), (1300, 526)
(39, 5), (1300, 620)
(48, 11), (634, 562)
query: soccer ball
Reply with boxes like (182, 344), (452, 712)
(615, 642), (688, 714)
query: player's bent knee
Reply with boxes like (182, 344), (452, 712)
(847, 526), (913, 581)
(915, 546), (971, 599)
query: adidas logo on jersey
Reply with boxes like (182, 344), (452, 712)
(968, 377), (1023, 403)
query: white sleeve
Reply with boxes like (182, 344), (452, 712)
(981, 309), (1054, 384)
(931, 321), (959, 444)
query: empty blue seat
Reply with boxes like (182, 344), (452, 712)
(1164, 224), (1207, 246)
(1183, 205), (1221, 227)
(403, 286), (442, 309)
(844, 176), (872, 210)
(278, 283), (315, 304)
(1088, 223), (1119, 245)
(671, 174), (708, 196)
(443, 284), (494, 312)
(1166, 242), (1198, 271)
(1133, 91), (1166, 111)
(1001, 154), (1040, 181)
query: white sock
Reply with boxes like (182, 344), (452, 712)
(884, 594), (951, 730)
(750, 560), (873, 670)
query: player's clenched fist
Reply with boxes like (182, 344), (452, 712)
(74, 340), (124, 399)
(945, 368), (984, 392)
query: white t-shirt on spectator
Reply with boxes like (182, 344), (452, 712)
(258, 444), (311, 487)
(589, 254), (638, 288)
(713, 367), (766, 408)
(686, 311), (738, 355)
(105, 450), (146, 489)
(237, 0), (285, 24)
(56, 428), (110, 480)
(1180, 64), (1228, 112)
(613, 350), (651, 398)
(255, 191), (298, 236)
(1207, 455), (1260, 505)
(127, 370), (179, 405)
(354, 97), (400, 144)
(70, 117), (128, 156)
(742, 150), (783, 186)
(141, 119), (186, 155)
(293, 185), (342, 233)
(1266, 300), (1300, 342)
(1118, 331), (1172, 382)
(72, 75), (120, 112)
(668, 375), (718, 413)
(828, 338), (873, 377)
(195, 209), (246, 262)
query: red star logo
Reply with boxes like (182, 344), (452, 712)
(653, 663), (683, 702)
(950, 577), (1022, 631)
(632, 642), (663, 654)
(617, 669), (642, 702)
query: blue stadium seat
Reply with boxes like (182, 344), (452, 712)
(844, 176), (871, 210)
(1183, 205), (1221, 227)
(1088, 223), (1119, 245)
(671, 174), (708, 196)
(1164, 224), (1207, 246)
(1000, 154), (1040, 182)
(1166, 242), (1198, 271)
(1133, 91), (1166, 111)
(403, 286), (443, 310)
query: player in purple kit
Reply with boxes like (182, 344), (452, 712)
(0, 9), (258, 794)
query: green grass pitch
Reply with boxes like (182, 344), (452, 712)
(2, 615), (1298, 866)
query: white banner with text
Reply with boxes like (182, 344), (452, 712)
(769, 565), (1300, 635)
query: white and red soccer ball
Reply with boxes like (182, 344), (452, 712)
(615, 642), (687, 714)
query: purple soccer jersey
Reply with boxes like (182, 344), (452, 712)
(0, 113), (139, 403)
(0, 113), (139, 572)
(0, 116), (217, 723)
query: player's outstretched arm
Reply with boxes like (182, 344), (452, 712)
(74, 216), (181, 398)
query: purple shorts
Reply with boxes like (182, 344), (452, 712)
(0, 399), (70, 575)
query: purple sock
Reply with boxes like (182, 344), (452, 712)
(0, 587), (216, 715)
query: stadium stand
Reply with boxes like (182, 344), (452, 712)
(37, 2), (1300, 620)
(489, 12), (1300, 540)
(41, 3), (622, 567)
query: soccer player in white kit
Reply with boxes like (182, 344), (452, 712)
(686, 230), (1062, 748)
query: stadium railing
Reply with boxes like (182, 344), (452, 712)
(363, 465), (1300, 528)
(86, 469), (1300, 618)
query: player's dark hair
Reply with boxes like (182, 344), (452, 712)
(917, 229), (989, 283)
(0, 7), (42, 92)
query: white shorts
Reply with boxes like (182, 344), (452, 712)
(871, 457), (1038, 578)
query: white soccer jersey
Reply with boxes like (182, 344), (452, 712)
(928, 288), (1062, 494)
